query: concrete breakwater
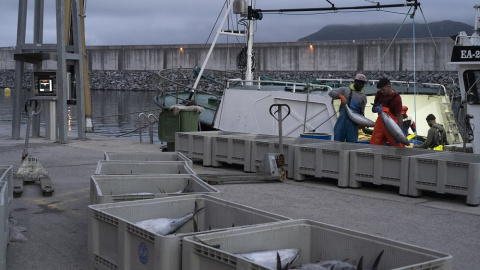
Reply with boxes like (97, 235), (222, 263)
(0, 37), (460, 91)
(0, 69), (458, 92)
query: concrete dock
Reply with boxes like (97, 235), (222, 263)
(0, 125), (479, 269)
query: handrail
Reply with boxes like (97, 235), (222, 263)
(225, 78), (333, 92)
(147, 114), (158, 144)
(138, 113), (148, 143)
(138, 113), (158, 144)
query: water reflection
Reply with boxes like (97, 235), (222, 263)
(0, 90), (162, 141)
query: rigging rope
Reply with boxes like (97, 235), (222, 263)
(196, 0), (228, 67)
(419, 6), (448, 72)
(370, 6), (412, 73)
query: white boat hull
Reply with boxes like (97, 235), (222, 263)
(213, 88), (336, 137)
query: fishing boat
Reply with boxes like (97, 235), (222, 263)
(153, 0), (464, 145)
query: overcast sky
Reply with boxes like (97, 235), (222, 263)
(0, 0), (478, 47)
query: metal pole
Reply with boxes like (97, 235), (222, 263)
(12, 0), (28, 140)
(245, 0), (254, 85)
(56, 0), (68, 143)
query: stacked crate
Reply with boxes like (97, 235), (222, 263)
(409, 152), (480, 206)
(88, 135), (456, 270)
(182, 219), (452, 270)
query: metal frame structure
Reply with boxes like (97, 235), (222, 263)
(12, 0), (86, 143)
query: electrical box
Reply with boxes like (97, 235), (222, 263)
(32, 72), (57, 100)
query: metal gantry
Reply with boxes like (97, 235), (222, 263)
(12, 0), (87, 143)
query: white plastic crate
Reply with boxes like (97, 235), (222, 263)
(211, 134), (276, 172)
(409, 152), (480, 206)
(103, 151), (193, 168)
(0, 182), (8, 270)
(88, 194), (290, 270)
(0, 166), (12, 218)
(175, 131), (244, 166)
(293, 142), (372, 187)
(182, 219), (452, 270)
(94, 161), (195, 175)
(90, 174), (219, 204)
(349, 147), (437, 195)
(250, 137), (328, 178)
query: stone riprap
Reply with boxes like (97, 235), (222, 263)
(0, 69), (458, 92)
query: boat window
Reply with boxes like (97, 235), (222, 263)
(463, 70), (480, 104)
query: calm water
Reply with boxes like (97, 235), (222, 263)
(0, 90), (163, 141)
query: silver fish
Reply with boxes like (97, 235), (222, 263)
(135, 207), (205, 236)
(291, 250), (383, 270)
(172, 179), (194, 194)
(290, 259), (360, 270)
(345, 105), (375, 127)
(380, 111), (410, 146)
(236, 248), (300, 270)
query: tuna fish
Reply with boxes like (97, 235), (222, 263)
(135, 206), (205, 236)
(345, 105), (375, 127)
(235, 248), (301, 270)
(380, 111), (410, 146)
(291, 250), (384, 270)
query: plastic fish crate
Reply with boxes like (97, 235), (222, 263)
(103, 151), (193, 168)
(293, 142), (373, 187)
(90, 174), (219, 204)
(211, 134), (277, 172)
(0, 182), (8, 270)
(349, 146), (439, 195)
(0, 166), (12, 218)
(94, 161), (195, 175)
(88, 194), (290, 270)
(409, 152), (480, 206)
(175, 131), (244, 166)
(250, 137), (329, 178)
(182, 219), (452, 270)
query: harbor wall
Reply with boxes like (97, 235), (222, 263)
(0, 38), (456, 72)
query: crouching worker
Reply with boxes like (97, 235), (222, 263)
(370, 78), (405, 147)
(415, 114), (449, 150)
(328, 73), (367, 143)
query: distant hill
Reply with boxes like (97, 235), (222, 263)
(298, 20), (474, 41)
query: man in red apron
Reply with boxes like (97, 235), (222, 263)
(370, 78), (404, 147)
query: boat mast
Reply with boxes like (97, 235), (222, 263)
(245, 0), (254, 85)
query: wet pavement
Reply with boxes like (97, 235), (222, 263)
(0, 122), (479, 269)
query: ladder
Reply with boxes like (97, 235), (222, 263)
(440, 88), (463, 144)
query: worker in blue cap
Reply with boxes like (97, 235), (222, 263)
(328, 73), (368, 142)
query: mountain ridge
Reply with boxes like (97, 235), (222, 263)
(298, 20), (474, 41)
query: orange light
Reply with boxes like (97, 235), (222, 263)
(179, 47), (184, 52)
(309, 45), (313, 51)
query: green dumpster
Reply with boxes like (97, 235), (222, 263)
(158, 107), (200, 151)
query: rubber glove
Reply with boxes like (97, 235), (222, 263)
(372, 105), (383, 113)
(338, 94), (348, 105)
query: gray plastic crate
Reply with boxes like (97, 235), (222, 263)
(250, 137), (329, 178)
(175, 131), (244, 166)
(212, 134), (276, 172)
(90, 174), (219, 204)
(293, 142), (372, 186)
(182, 219), (452, 270)
(0, 166), (12, 218)
(103, 151), (193, 168)
(349, 147), (437, 195)
(409, 152), (480, 206)
(88, 195), (290, 270)
(0, 182), (8, 270)
(94, 161), (195, 175)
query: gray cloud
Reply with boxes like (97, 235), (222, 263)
(0, 0), (477, 47)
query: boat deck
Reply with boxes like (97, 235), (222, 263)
(0, 123), (479, 269)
